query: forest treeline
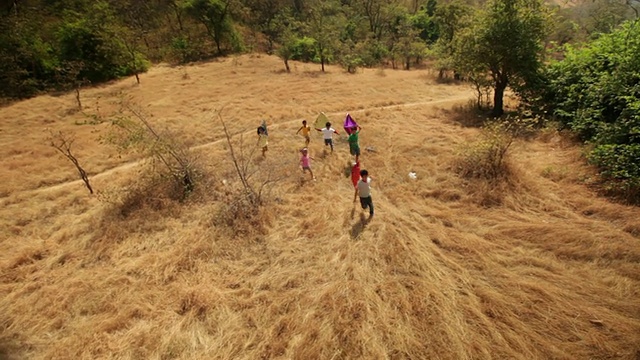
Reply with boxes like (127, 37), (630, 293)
(0, 0), (635, 98)
(1, 0), (639, 198)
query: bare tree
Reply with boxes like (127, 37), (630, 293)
(126, 105), (196, 197)
(217, 108), (289, 206)
(49, 131), (93, 194)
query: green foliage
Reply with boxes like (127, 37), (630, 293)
(57, 4), (138, 83)
(431, 1), (472, 76)
(290, 36), (318, 62)
(540, 21), (640, 200)
(0, 1), (151, 98)
(182, 0), (242, 55)
(409, 2), (439, 44)
(589, 144), (640, 185)
(453, 0), (550, 116)
(0, 16), (58, 98)
(337, 40), (364, 73)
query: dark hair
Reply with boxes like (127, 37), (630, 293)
(360, 169), (368, 176)
(302, 120), (307, 124)
(326, 122), (331, 127)
(257, 126), (265, 134)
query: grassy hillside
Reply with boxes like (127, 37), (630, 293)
(1, 55), (639, 359)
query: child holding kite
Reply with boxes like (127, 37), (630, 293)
(299, 148), (316, 181)
(354, 169), (374, 218)
(296, 120), (311, 147)
(315, 122), (340, 153)
(257, 122), (268, 157)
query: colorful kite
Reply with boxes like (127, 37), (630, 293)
(315, 112), (330, 130)
(344, 113), (358, 135)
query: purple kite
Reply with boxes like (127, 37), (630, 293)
(344, 113), (358, 135)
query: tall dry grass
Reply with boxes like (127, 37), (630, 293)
(0, 55), (639, 360)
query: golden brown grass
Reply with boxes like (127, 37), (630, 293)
(0, 55), (639, 360)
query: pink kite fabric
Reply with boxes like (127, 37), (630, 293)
(344, 114), (358, 135)
(351, 161), (361, 188)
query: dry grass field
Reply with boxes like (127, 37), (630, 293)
(0, 54), (639, 360)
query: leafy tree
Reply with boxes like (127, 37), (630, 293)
(0, 13), (58, 98)
(432, 1), (471, 78)
(242, 0), (291, 51)
(387, 7), (425, 69)
(183, 0), (242, 54)
(539, 21), (640, 199)
(57, 14), (124, 82)
(410, 0), (439, 44)
(306, 0), (342, 71)
(453, 0), (550, 116)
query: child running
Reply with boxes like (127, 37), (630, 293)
(315, 122), (340, 152)
(353, 169), (374, 218)
(347, 125), (362, 163)
(257, 125), (268, 157)
(299, 148), (316, 181)
(296, 120), (311, 147)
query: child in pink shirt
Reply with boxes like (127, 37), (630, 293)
(300, 148), (316, 181)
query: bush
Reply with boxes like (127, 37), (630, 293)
(290, 36), (318, 62)
(588, 144), (640, 202)
(106, 102), (200, 201)
(456, 121), (515, 180)
(57, 16), (130, 83)
(535, 21), (640, 199)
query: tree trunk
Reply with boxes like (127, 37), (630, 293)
(284, 59), (290, 73)
(492, 79), (507, 117)
(321, 56), (325, 72)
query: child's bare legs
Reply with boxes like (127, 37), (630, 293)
(305, 136), (310, 147)
(262, 146), (267, 157)
(303, 167), (315, 180)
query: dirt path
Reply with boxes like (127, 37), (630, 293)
(7, 94), (471, 200)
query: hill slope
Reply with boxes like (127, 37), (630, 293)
(0, 55), (639, 359)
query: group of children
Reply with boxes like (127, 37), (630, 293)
(257, 115), (374, 218)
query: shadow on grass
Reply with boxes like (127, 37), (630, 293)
(350, 211), (372, 240)
(443, 100), (490, 128)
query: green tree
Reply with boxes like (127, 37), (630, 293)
(432, 1), (471, 78)
(453, 0), (550, 116)
(183, 0), (241, 54)
(242, 0), (291, 51)
(537, 21), (640, 200)
(0, 12), (58, 98)
(57, 9), (128, 83)
(306, 0), (342, 72)
(410, 0), (439, 44)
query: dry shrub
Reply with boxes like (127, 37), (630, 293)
(214, 190), (268, 238)
(98, 164), (200, 219)
(212, 154), (292, 237)
(105, 99), (201, 201)
(456, 121), (515, 181)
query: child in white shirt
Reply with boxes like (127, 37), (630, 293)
(353, 169), (374, 217)
(315, 122), (340, 152)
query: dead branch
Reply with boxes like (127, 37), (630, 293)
(49, 131), (94, 194)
